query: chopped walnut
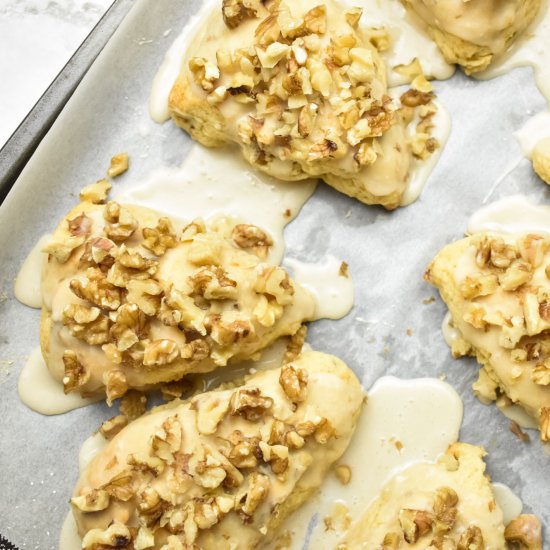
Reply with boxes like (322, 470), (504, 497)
(71, 489), (110, 512)
(110, 303), (148, 352)
(499, 259), (533, 291)
(232, 224), (273, 256)
(459, 273), (498, 299)
(222, 0), (261, 29)
(103, 201), (138, 242)
(62, 350), (90, 393)
(62, 304), (110, 345)
(189, 57), (220, 92)
(43, 233), (86, 263)
(539, 407), (550, 442)
(127, 453), (165, 476)
(194, 392), (232, 435)
(457, 526), (484, 550)
(432, 487), (458, 533)
(80, 179), (112, 204)
(159, 287), (206, 335)
(143, 339), (180, 367)
(70, 268), (122, 310)
(67, 214), (93, 237)
(239, 472), (270, 516)
(100, 415), (128, 439)
(81, 523), (131, 550)
(398, 508), (433, 543)
(531, 363), (550, 386)
(227, 430), (262, 468)
(152, 416), (182, 464)
(231, 387), (273, 421)
(283, 325), (307, 364)
(126, 278), (163, 316)
(504, 515), (542, 550)
(334, 464), (352, 485)
(142, 217), (178, 256)
(279, 364), (308, 402)
(103, 369), (128, 405)
(254, 265), (295, 305)
(190, 265), (238, 300)
(120, 390), (147, 420)
(400, 88), (432, 107)
(80, 237), (117, 269)
(207, 313), (255, 346)
(107, 152), (129, 178)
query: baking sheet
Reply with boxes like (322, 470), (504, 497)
(0, 0), (549, 547)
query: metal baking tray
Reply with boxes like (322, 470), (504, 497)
(0, 0), (548, 547)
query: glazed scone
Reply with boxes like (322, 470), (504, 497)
(425, 233), (550, 442)
(71, 351), (364, 549)
(339, 442), (542, 549)
(532, 137), (550, 185)
(402, 0), (540, 74)
(41, 199), (314, 402)
(168, 0), (441, 209)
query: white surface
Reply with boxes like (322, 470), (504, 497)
(0, 0), (112, 147)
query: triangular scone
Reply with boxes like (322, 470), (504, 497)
(70, 351), (364, 549)
(168, 0), (441, 210)
(425, 233), (550, 442)
(402, 0), (540, 74)
(41, 200), (314, 402)
(340, 442), (542, 549)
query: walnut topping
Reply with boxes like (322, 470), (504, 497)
(80, 237), (116, 268)
(159, 287), (206, 335)
(194, 393), (232, 435)
(459, 273), (498, 299)
(432, 487), (458, 533)
(532, 363), (550, 386)
(188, 445), (231, 489)
(190, 265), (238, 300)
(81, 523), (131, 550)
(43, 233), (86, 263)
(457, 526), (484, 550)
(400, 88), (432, 108)
(68, 214), (93, 237)
(120, 390), (147, 420)
(127, 453), (165, 476)
(334, 464), (352, 485)
(227, 430), (261, 468)
(100, 415), (128, 439)
(222, 0), (261, 29)
(152, 416), (182, 464)
(62, 304), (110, 345)
(254, 265), (295, 305)
(70, 268), (122, 310)
(110, 303), (148, 351)
(232, 224), (273, 255)
(103, 201), (138, 242)
(231, 387), (274, 421)
(126, 278), (163, 316)
(107, 152), (129, 178)
(398, 508), (433, 543)
(103, 369), (129, 404)
(80, 179), (112, 204)
(284, 325), (307, 364)
(71, 489), (110, 512)
(504, 514), (542, 550)
(143, 339), (180, 367)
(142, 218), (178, 256)
(279, 364), (308, 402)
(499, 259), (533, 291)
(207, 313), (255, 346)
(189, 57), (220, 92)
(62, 350), (89, 393)
(476, 236), (518, 269)
(239, 472), (270, 516)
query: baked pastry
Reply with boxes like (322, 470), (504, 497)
(70, 351), (364, 549)
(41, 196), (314, 402)
(425, 232), (550, 442)
(402, 0), (540, 74)
(339, 442), (542, 549)
(168, 0), (441, 209)
(532, 137), (550, 185)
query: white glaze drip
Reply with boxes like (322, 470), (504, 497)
(18, 348), (101, 416)
(274, 376), (463, 549)
(115, 145), (316, 265)
(14, 234), (50, 309)
(149, 0), (217, 123)
(491, 483), (523, 525)
(515, 112), (550, 158)
(468, 194), (550, 236)
(441, 311), (461, 349)
(401, 98), (452, 206)
(284, 256), (354, 320)
(346, 0), (455, 87)
(79, 432), (108, 473)
(496, 396), (539, 430)
(476, 0), (550, 104)
(59, 512), (80, 550)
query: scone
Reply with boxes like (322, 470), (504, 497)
(339, 442), (542, 549)
(70, 351), (364, 549)
(41, 199), (314, 402)
(425, 232), (550, 442)
(402, 0), (540, 74)
(168, 0), (441, 209)
(532, 137), (550, 185)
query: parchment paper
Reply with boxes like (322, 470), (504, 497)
(0, 0), (548, 547)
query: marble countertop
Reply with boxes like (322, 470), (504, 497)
(0, 0), (113, 148)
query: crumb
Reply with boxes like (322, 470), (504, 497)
(283, 208), (292, 218)
(422, 296), (435, 304)
(334, 464), (352, 485)
(107, 152), (129, 178)
(324, 517), (334, 531)
(390, 437), (403, 452)
(344, 209), (352, 219)
(439, 373), (447, 381)
(339, 261), (349, 278)
(509, 421), (530, 442)
(406, 328), (413, 336)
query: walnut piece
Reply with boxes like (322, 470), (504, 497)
(81, 523), (132, 550)
(107, 152), (129, 178)
(231, 387), (274, 421)
(100, 415), (128, 440)
(71, 489), (110, 512)
(279, 364), (308, 402)
(504, 515), (542, 550)
(142, 217), (178, 256)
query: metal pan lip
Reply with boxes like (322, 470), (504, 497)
(0, 0), (135, 206)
